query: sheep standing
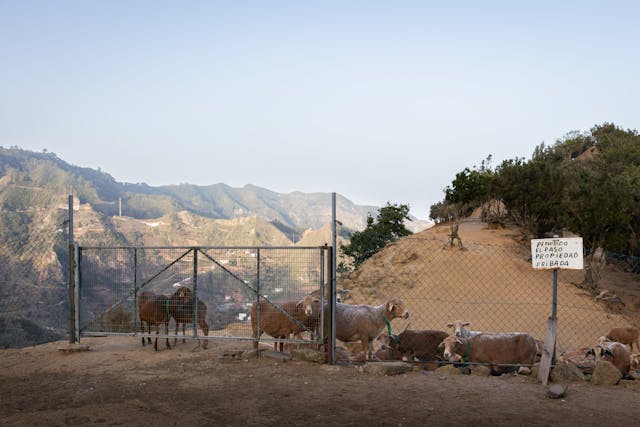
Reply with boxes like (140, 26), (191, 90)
(138, 291), (172, 352)
(168, 286), (210, 349)
(327, 298), (410, 361)
(251, 295), (321, 352)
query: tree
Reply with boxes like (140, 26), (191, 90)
(340, 203), (412, 269)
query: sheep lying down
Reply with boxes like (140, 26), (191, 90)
(439, 332), (537, 375)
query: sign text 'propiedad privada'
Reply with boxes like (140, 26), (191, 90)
(530, 237), (584, 270)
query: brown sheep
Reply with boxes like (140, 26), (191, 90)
(439, 332), (537, 375)
(138, 291), (172, 352)
(604, 326), (640, 353)
(326, 298), (410, 361)
(379, 329), (449, 361)
(168, 286), (209, 349)
(251, 295), (321, 352)
(586, 341), (631, 376)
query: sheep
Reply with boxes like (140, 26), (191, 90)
(445, 320), (479, 338)
(168, 286), (210, 349)
(439, 332), (538, 375)
(138, 290), (172, 351)
(604, 326), (640, 353)
(378, 329), (449, 361)
(250, 295), (321, 352)
(373, 344), (404, 361)
(326, 298), (410, 361)
(586, 341), (631, 376)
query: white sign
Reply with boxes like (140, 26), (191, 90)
(531, 237), (584, 270)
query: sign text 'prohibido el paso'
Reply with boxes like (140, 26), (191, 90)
(530, 237), (584, 270)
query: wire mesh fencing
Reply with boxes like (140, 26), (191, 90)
(337, 232), (640, 357)
(78, 246), (327, 349)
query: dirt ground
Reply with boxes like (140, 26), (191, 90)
(2, 336), (640, 427)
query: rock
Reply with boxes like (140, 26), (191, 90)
(435, 365), (462, 376)
(240, 349), (263, 359)
(550, 362), (586, 383)
(518, 367), (532, 375)
(262, 350), (292, 362)
(546, 384), (568, 399)
(530, 365), (540, 379)
(592, 360), (622, 385)
(363, 362), (412, 376)
(291, 348), (327, 363)
(470, 365), (491, 376)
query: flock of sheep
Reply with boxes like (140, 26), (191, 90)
(138, 288), (640, 378)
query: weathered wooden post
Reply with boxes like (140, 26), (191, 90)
(532, 236), (583, 385)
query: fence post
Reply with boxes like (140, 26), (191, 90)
(256, 248), (261, 347)
(193, 248), (198, 341)
(74, 243), (80, 343)
(68, 194), (77, 344)
(328, 192), (337, 364)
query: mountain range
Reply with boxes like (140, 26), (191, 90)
(0, 147), (430, 347)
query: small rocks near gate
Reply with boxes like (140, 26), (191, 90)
(592, 360), (622, 386)
(550, 362), (586, 383)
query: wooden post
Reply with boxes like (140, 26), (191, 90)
(538, 316), (557, 385)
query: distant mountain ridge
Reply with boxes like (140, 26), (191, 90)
(0, 146), (429, 347)
(0, 147), (380, 233)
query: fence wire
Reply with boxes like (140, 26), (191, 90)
(337, 233), (640, 356)
(78, 246), (326, 348)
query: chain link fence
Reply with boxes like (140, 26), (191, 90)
(78, 246), (327, 348)
(337, 224), (640, 357)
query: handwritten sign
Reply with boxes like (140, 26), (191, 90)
(531, 237), (584, 270)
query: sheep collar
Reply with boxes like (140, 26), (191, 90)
(462, 340), (471, 363)
(165, 299), (171, 318)
(382, 315), (392, 337)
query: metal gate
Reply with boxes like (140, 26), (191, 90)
(77, 246), (328, 348)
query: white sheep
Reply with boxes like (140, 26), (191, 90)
(326, 298), (410, 361)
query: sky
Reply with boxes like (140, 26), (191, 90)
(1, 1), (639, 219)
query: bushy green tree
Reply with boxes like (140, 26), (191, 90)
(340, 203), (412, 269)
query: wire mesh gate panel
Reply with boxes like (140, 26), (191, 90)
(78, 246), (326, 348)
(338, 234), (639, 356)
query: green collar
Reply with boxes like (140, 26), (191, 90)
(462, 340), (471, 363)
(383, 315), (392, 336)
(165, 298), (171, 318)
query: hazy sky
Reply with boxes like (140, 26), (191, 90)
(1, 1), (638, 219)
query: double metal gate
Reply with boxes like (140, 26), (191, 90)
(76, 246), (329, 348)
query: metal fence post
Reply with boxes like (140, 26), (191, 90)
(193, 248), (198, 340)
(74, 243), (80, 343)
(68, 194), (77, 343)
(329, 192), (337, 364)
(256, 248), (261, 346)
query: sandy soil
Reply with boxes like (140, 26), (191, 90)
(2, 336), (640, 427)
(4, 220), (640, 426)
